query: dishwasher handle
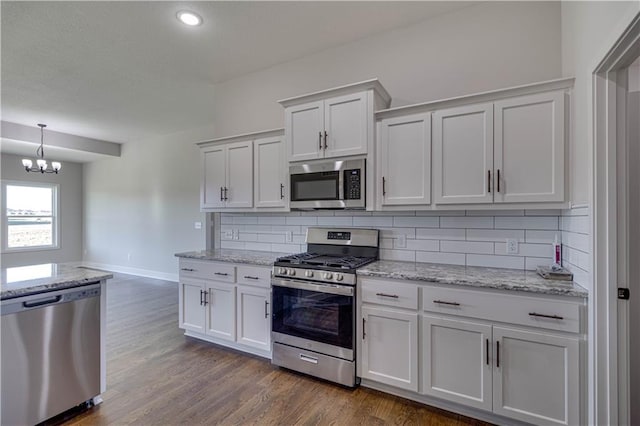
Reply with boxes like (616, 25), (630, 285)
(23, 295), (62, 308)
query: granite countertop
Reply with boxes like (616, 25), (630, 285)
(358, 260), (588, 298)
(175, 249), (285, 267)
(1, 263), (113, 300)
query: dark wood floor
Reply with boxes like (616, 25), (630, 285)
(68, 273), (491, 426)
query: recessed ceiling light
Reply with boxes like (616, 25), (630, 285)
(177, 11), (202, 26)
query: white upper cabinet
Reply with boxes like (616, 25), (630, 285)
(226, 142), (253, 208)
(379, 112), (431, 206)
(201, 146), (227, 209)
(494, 91), (565, 203)
(254, 136), (286, 208)
(433, 103), (493, 204)
(323, 91), (369, 158)
(280, 79), (392, 163)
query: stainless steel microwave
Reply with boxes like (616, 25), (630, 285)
(289, 158), (365, 209)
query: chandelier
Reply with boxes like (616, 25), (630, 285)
(21, 124), (62, 174)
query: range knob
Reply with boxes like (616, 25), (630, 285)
(278, 268), (287, 275)
(335, 274), (343, 282)
(324, 272), (333, 280)
(305, 270), (314, 278)
(287, 269), (296, 276)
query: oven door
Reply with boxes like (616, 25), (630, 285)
(271, 278), (354, 360)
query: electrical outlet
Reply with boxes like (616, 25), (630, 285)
(224, 230), (233, 240)
(233, 229), (240, 240)
(127, 252), (132, 262)
(194, 221), (202, 230)
(286, 231), (293, 243)
(396, 234), (407, 248)
(506, 239), (519, 254)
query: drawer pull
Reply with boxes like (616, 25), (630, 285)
(214, 272), (229, 276)
(300, 354), (318, 364)
(244, 275), (260, 280)
(529, 312), (564, 320)
(496, 341), (500, 368)
(181, 268), (195, 272)
(486, 338), (489, 366)
(375, 292), (399, 299)
(433, 300), (460, 306)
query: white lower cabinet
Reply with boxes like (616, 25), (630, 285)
(361, 305), (419, 392)
(492, 326), (579, 425)
(236, 285), (271, 352)
(422, 316), (492, 411)
(178, 260), (272, 358)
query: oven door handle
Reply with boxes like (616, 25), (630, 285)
(271, 278), (354, 296)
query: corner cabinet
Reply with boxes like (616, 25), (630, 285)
(357, 276), (585, 426)
(280, 79), (391, 163)
(197, 129), (287, 212)
(178, 259), (272, 358)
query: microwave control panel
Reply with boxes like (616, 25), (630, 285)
(344, 169), (361, 200)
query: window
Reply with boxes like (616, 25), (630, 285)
(2, 181), (59, 251)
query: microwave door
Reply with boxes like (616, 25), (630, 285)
(290, 171), (342, 206)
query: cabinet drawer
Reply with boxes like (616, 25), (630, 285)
(360, 278), (419, 310)
(179, 259), (236, 283)
(237, 265), (271, 288)
(422, 286), (581, 333)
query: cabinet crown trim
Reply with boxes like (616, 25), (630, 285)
(196, 128), (284, 148)
(278, 78), (391, 107)
(376, 77), (575, 120)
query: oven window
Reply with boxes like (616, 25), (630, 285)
(290, 171), (339, 201)
(272, 285), (353, 349)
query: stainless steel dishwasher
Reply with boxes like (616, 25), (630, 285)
(1, 282), (101, 425)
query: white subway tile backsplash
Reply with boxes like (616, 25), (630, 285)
(525, 257), (551, 271)
(392, 216), (439, 228)
(380, 249), (416, 262)
(219, 208), (572, 273)
(353, 216), (394, 227)
(495, 216), (558, 230)
(317, 216), (354, 226)
(441, 217), (494, 229)
(466, 229), (525, 242)
(416, 228), (466, 241)
(416, 251), (466, 266)
(441, 240), (494, 254)
(467, 254), (524, 269)
(560, 215), (589, 234)
(405, 239), (439, 252)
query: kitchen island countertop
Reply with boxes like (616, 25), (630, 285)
(1, 263), (113, 300)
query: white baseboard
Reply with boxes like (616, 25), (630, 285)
(80, 261), (178, 282)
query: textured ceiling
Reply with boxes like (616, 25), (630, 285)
(1, 1), (475, 146)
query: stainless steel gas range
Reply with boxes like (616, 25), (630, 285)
(271, 227), (379, 387)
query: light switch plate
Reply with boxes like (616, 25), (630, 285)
(194, 221), (202, 230)
(224, 230), (233, 240)
(286, 231), (293, 243)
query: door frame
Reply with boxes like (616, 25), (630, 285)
(592, 12), (639, 426)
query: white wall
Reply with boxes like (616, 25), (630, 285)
(82, 125), (214, 280)
(561, 1), (640, 204)
(1, 152), (83, 267)
(211, 1), (562, 137)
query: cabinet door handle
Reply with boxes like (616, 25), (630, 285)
(181, 268), (195, 272)
(244, 275), (259, 280)
(529, 312), (564, 320)
(203, 290), (208, 306)
(497, 169), (501, 193)
(199, 290), (204, 306)
(319, 131), (323, 149)
(214, 272), (229, 276)
(382, 177), (386, 196)
(224, 187), (228, 201)
(486, 339), (489, 366)
(487, 170), (491, 193)
(323, 131), (328, 149)
(496, 341), (500, 368)
(264, 300), (269, 318)
(376, 292), (399, 299)
(433, 300), (460, 306)
(280, 183), (285, 199)
(362, 317), (366, 340)
(220, 186), (224, 201)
